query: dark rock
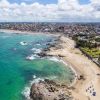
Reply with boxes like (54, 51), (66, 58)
(58, 54), (65, 57)
(30, 79), (73, 100)
(38, 52), (47, 57)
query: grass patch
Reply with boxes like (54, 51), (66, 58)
(81, 47), (100, 58)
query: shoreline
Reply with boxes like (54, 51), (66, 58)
(0, 29), (61, 37)
(50, 56), (78, 87)
(0, 29), (48, 34)
(46, 56), (78, 86)
(46, 35), (100, 100)
(60, 58), (78, 87)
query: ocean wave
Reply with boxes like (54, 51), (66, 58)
(47, 57), (61, 62)
(31, 48), (42, 54)
(36, 43), (41, 46)
(26, 54), (39, 60)
(31, 48), (37, 51)
(46, 76), (57, 80)
(22, 73), (61, 100)
(22, 74), (58, 100)
(33, 75), (36, 79)
(22, 86), (30, 100)
(47, 57), (69, 67)
(30, 78), (44, 85)
(22, 75), (44, 100)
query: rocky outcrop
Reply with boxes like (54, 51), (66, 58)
(37, 37), (64, 58)
(37, 52), (47, 57)
(30, 79), (73, 100)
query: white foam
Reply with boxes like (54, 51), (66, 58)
(26, 54), (39, 60)
(34, 49), (42, 54)
(22, 76), (44, 100)
(31, 48), (42, 54)
(30, 78), (44, 85)
(48, 57), (61, 62)
(22, 86), (30, 100)
(36, 43), (41, 46)
(20, 41), (28, 46)
(33, 75), (36, 79)
(60, 59), (68, 66)
(26, 55), (35, 60)
(46, 76), (57, 80)
(31, 48), (37, 51)
(47, 57), (69, 67)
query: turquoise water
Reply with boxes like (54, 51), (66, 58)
(0, 32), (74, 100)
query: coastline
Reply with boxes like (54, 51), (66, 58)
(0, 29), (48, 34)
(1, 29), (100, 100)
(47, 56), (78, 86)
(46, 35), (100, 100)
(60, 58), (78, 87)
(0, 29), (61, 37)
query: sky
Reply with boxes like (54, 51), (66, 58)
(7, 0), (89, 5)
(8, 0), (58, 4)
(0, 0), (100, 22)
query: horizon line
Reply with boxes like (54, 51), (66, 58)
(0, 22), (100, 23)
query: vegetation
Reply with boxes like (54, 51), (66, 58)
(72, 33), (100, 65)
(81, 47), (100, 58)
(95, 37), (100, 42)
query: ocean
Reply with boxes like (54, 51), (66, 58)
(0, 32), (74, 100)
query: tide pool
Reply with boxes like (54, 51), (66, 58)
(0, 32), (74, 100)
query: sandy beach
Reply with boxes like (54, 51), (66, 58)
(0, 29), (61, 37)
(0, 29), (45, 34)
(47, 35), (100, 100)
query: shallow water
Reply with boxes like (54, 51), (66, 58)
(0, 32), (74, 100)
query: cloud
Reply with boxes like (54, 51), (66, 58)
(0, 0), (100, 22)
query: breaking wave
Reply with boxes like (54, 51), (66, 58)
(47, 56), (61, 62)
(22, 75), (57, 100)
(31, 48), (42, 54)
(22, 75), (44, 100)
(26, 54), (40, 60)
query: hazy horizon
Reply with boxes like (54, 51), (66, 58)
(0, 21), (100, 23)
